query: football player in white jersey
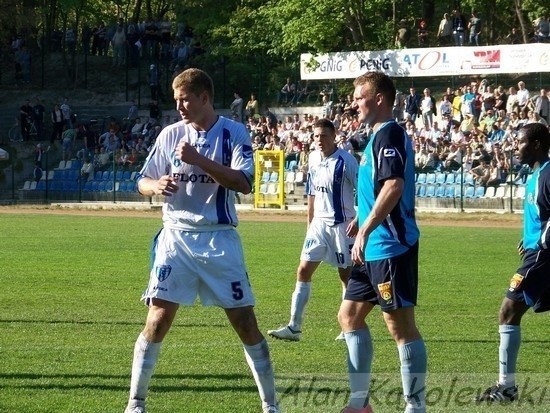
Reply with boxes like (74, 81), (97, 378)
(124, 68), (280, 413)
(267, 118), (358, 341)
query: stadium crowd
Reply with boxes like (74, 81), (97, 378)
(247, 78), (549, 190)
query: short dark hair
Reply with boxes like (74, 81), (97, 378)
(520, 123), (550, 153)
(313, 118), (336, 134)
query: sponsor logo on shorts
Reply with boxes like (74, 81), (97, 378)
(509, 273), (524, 291)
(156, 265), (172, 282)
(378, 281), (393, 304)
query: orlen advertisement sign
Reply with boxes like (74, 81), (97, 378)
(300, 43), (549, 79)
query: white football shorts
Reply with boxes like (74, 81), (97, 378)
(142, 227), (255, 308)
(300, 218), (355, 268)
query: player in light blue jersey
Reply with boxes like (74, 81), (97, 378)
(477, 123), (550, 404)
(338, 72), (426, 413)
(268, 118), (358, 342)
(124, 68), (280, 413)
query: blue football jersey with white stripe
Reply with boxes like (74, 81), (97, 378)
(306, 148), (358, 226)
(523, 159), (550, 251)
(357, 121), (419, 261)
(138, 116), (253, 229)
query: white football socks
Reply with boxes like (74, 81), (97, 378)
(289, 281), (311, 331)
(129, 333), (161, 403)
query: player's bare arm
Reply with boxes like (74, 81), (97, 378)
(346, 217), (359, 238)
(138, 175), (179, 197)
(175, 139), (251, 194)
(351, 177), (404, 264)
(307, 194), (315, 225)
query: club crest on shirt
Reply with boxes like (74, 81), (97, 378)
(242, 144), (253, 159)
(171, 150), (182, 167)
(383, 148), (396, 158)
(509, 273), (524, 291)
(360, 153), (368, 166)
(377, 281), (393, 304)
(155, 265), (172, 282)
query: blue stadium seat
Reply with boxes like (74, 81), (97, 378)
(123, 171), (132, 180)
(126, 181), (137, 192)
(286, 160), (297, 171)
(84, 181), (94, 192)
(102, 171), (110, 181)
(269, 172), (279, 183)
(105, 181), (114, 192)
(416, 184), (426, 198)
(36, 180), (46, 190)
(91, 181), (100, 192)
(260, 171), (270, 183)
(435, 173), (446, 185)
(426, 173), (436, 184)
(425, 185), (436, 198)
(63, 180), (77, 192)
(119, 181), (128, 192)
(98, 181), (107, 191)
(258, 183), (268, 194)
(474, 186), (485, 198)
(94, 171), (103, 181)
(435, 185), (446, 198)
(50, 181), (62, 191)
(71, 160), (82, 170)
(445, 173), (456, 184)
(53, 169), (63, 180)
(464, 174), (475, 186)
(115, 171), (124, 181)
(444, 185), (456, 198)
(464, 186), (475, 198)
(416, 173), (427, 184)
(67, 170), (79, 181)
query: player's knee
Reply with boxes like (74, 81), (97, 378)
(498, 300), (520, 325)
(144, 311), (172, 341)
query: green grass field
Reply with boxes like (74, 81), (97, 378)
(0, 213), (548, 413)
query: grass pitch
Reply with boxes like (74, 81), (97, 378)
(0, 212), (548, 413)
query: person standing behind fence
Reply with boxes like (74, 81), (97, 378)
(50, 104), (64, 144)
(452, 9), (467, 46)
(60, 98), (73, 129)
(33, 97), (45, 140)
(20, 99), (33, 142)
(111, 25), (126, 67)
(123, 68), (281, 413)
(148, 64), (160, 100)
(437, 13), (452, 46)
(230, 91), (244, 123)
(468, 10), (483, 46)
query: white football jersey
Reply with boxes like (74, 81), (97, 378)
(138, 116), (253, 230)
(306, 148), (358, 226)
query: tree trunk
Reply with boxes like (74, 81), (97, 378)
(513, 0), (530, 43)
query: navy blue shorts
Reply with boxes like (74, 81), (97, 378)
(506, 249), (550, 313)
(345, 242), (419, 312)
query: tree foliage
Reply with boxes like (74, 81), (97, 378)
(0, 0), (547, 102)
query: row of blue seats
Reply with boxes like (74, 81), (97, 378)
(51, 169), (136, 182)
(416, 183), (486, 199)
(34, 179), (137, 193)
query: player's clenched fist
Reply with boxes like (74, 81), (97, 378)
(175, 139), (200, 164)
(154, 175), (179, 196)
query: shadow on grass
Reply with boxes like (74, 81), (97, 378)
(0, 372), (257, 393)
(0, 319), (227, 328)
